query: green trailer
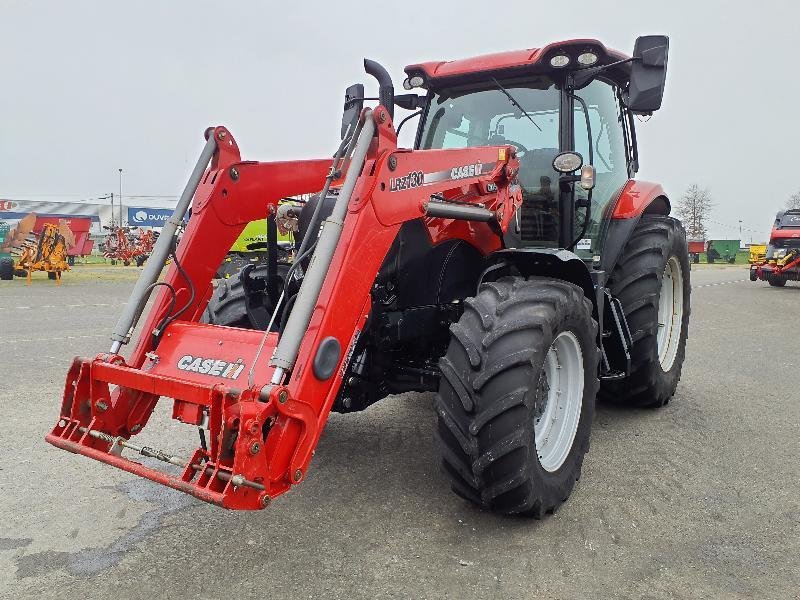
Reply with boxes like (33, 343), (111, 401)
(706, 239), (740, 264)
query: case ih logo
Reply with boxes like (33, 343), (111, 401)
(450, 163), (484, 180)
(177, 355), (246, 379)
(0, 200), (19, 211)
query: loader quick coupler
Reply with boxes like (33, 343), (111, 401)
(46, 350), (314, 509)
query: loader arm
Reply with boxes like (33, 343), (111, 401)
(46, 109), (520, 510)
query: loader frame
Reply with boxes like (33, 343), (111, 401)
(47, 110), (523, 509)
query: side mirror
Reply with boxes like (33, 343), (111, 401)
(341, 83), (364, 139)
(627, 35), (669, 114)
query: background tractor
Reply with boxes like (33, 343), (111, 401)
(47, 36), (690, 517)
(750, 209), (800, 286)
(213, 211), (296, 280)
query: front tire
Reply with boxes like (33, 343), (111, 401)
(435, 276), (599, 516)
(202, 264), (290, 330)
(600, 216), (691, 408)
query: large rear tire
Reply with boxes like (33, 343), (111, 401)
(0, 258), (13, 280)
(600, 216), (691, 408)
(435, 276), (598, 516)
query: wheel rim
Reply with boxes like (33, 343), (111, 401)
(657, 256), (684, 372)
(533, 331), (584, 473)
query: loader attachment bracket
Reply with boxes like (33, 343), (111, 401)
(45, 323), (324, 510)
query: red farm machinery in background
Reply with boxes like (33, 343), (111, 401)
(102, 226), (159, 266)
(45, 36), (691, 518)
(750, 209), (800, 286)
(0, 213), (93, 283)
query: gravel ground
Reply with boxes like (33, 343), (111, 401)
(1, 264), (798, 599)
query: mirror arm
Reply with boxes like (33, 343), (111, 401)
(571, 56), (639, 89)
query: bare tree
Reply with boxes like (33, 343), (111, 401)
(676, 184), (714, 239)
(787, 190), (800, 210)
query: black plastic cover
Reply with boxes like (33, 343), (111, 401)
(313, 336), (341, 380)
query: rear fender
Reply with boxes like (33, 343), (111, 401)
(602, 180), (670, 274)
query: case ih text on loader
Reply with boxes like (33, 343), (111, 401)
(46, 36), (691, 516)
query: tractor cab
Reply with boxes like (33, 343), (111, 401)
(405, 37), (668, 259)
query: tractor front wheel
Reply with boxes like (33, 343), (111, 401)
(600, 216), (691, 408)
(202, 264), (291, 330)
(435, 276), (598, 516)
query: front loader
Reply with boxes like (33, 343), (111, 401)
(47, 36), (690, 516)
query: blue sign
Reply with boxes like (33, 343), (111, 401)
(127, 207), (174, 227)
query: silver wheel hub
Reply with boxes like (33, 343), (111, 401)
(657, 256), (684, 372)
(534, 331), (584, 473)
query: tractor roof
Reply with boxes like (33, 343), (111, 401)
(405, 39), (630, 89)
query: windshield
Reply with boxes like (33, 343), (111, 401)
(420, 78), (561, 246)
(767, 238), (800, 258)
(418, 77), (629, 253)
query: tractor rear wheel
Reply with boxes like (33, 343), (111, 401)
(435, 276), (598, 516)
(600, 216), (690, 408)
(0, 258), (13, 280)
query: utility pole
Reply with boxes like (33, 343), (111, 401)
(98, 194), (115, 228)
(118, 168), (124, 226)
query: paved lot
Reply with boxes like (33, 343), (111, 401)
(1, 265), (798, 599)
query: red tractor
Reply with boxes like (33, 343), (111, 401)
(750, 209), (800, 286)
(46, 36), (690, 516)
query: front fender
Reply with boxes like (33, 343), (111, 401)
(486, 248), (599, 321)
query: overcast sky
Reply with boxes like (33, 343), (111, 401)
(1, 0), (797, 241)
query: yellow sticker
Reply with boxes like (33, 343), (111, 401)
(498, 148), (506, 161)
